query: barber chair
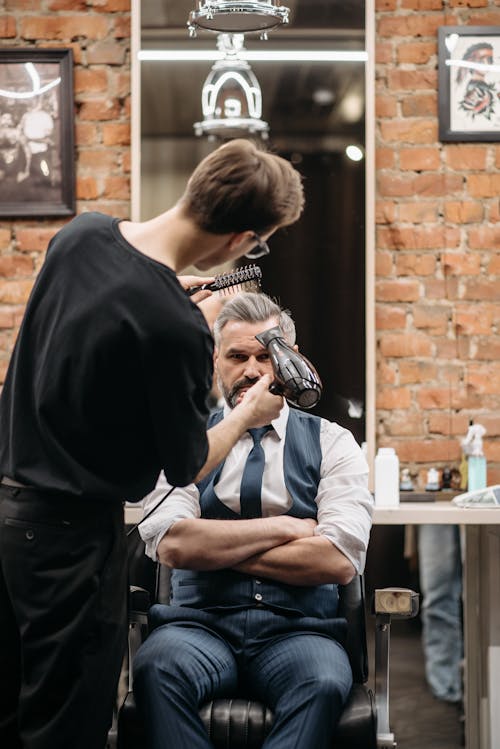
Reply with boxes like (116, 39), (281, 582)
(116, 543), (418, 749)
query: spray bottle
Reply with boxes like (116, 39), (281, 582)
(461, 422), (487, 492)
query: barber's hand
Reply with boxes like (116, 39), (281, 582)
(237, 374), (283, 428)
(178, 274), (214, 304)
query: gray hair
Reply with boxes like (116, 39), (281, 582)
(213, 292), (296, 347)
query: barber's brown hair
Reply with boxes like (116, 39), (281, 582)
(181, 139), (304, 235)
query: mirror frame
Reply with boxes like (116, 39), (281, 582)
(130, 0), (376, 485)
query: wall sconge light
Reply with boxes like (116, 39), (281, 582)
(194, 34), (269, 140)
(188, 1), (290, 39)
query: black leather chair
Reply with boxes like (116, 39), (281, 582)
(116, 542), (418, 749)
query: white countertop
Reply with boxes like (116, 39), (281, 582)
(124, 500), (500, 527)
(373, 501), (500, 525)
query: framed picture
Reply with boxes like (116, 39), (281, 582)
(0, 48), (75, 217)
(438, 26), (500, 142)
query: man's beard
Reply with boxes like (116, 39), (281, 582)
(218, 375), (259, 409)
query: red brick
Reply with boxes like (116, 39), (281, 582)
(375, 42), (393, 64)
(103, 176), (130, 200)
(399, 147), (440, 171)
(377, 387), (412, 409)
(376, 251), (393, 276)
(378, 226), (459, 251)
(0, 307), (15, 329)
(74, 68), (108, 94)
(428, 412), (469, 436)
(75, 122), (100, 146)
(385, 413), (426, 436)
(468, 364), (500, 395)
(377, 174), (415, 197)
(376, 95), (398, 118)
(378, 14), (446, 38)
(376, 305), (406, 329)
(78, 98), (121, 121)
(441, 252), (481, 275)
(376, 0), (397, 8)
(395, 253), (436, 276)
(401, 0), (443, 7)
(455, 304), (493, 335)
(468, 227), (500, 250)
(397, 41), (436, 64)
(413, 304), (449, 333)
(78, 149), (118, 172)
(49, 0), (87, 9)
(467, 174), (500, 198)
(376, 201), (397, 224)
(444, 201), (484, 223)
(462, 279), (500, 300)
(413, 173), (463, 196)
(444, 144), (488, 170)
(91, 0), (130, 9)
(401, 93), (437, 117)
(398, 203), (438, 223)
(86, 41), (127, 65)
(399, 360), (438, 384)
(76, 177), (100, 200)
(15, 228), (59, 253)
(0, 229), (12, 250)
(0, 280), (34, 304)
(487, 255), (500, 274)
(0, 256), (34, 277)
(20, 15), (109, 41)
(380, 118), (437, 144)
(111, 15), (131, 39)
(376, 279), (420, 302)
(424, 278), (459, 299)
(380, 332), (433, 357)
(102, 122), (130, 146)
(449, 0), (489, 6)
(475, 339), (500, 360)
(397, 440), (460, 463)
(0, 15), (16, 37)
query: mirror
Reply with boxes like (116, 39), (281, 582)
(133, 0), (374, 449)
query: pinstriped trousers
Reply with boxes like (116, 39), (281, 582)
(133, 605), (352, 749)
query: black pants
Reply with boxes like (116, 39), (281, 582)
(0, 486), (127, 749)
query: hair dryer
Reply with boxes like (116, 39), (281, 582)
(255, 326), (322, 409)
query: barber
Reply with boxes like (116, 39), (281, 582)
(0, 138), (304, 749)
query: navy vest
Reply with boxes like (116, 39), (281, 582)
(171, 408), (339, 619)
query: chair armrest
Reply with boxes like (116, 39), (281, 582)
(372, 588), (420, 748)
(127, 586), (151, 691)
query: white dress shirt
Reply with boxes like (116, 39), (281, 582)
(139, 402), (373, 573)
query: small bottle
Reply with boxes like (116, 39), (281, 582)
(463, 423), (487, 492)
(374, 447), (400, 507)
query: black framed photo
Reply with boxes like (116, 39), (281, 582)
(438, 26), (500, 142)
(0, 48), (75, 217)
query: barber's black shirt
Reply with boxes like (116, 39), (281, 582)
(0, 212), (213, 502)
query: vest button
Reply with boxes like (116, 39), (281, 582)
(255, 579), (261, 585)
(254, 593), (263, 602)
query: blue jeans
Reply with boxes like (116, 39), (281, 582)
(418, 524), (463, 702)
(133, 606), (352, 749)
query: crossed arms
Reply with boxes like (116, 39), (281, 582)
(157, 515), (356, 586)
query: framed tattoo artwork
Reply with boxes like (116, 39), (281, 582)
(438, 26), (500, 142)
(0, 48), (75, 217)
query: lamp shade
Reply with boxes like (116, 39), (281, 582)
(188, 1), (290, 37)
(194, 34), (269, 139)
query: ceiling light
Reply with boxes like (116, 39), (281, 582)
(187, 1), (290, 39)
(345, 145), (364, 162)
(193, 34), (269, 139)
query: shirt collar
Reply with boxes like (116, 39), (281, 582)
(222, 400), (289, 441)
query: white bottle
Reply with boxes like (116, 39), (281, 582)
(374, 447), (400, 507)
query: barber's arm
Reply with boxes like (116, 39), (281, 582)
(233, 424), (373, 586)
(194, 375), (283, 483)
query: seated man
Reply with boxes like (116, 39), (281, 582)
(134, 292), (373, 749)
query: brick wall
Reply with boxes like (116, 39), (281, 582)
(0, 0), (131, 385)
(376, 0), (500, 487)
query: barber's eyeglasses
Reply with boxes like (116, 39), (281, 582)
(245, 232), (270, 260)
